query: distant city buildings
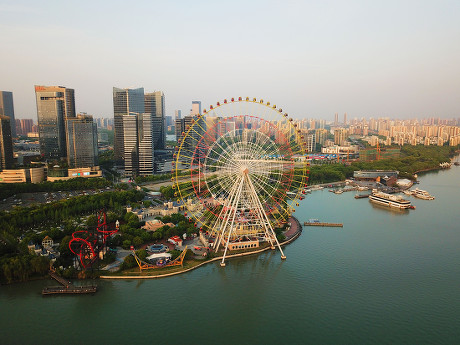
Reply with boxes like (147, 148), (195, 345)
(175, 109), (181, 120)
(15, 119), (34, 136)
(345, 117), (460, 147)
(191, 101), (201, 116)
(95, 117), (113, 130)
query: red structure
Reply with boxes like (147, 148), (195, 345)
(69, 210), (119, 269)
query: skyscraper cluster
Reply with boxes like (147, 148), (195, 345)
(34, 85), (98, 167)
(113, 87), (165, 177)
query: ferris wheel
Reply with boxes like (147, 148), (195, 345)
(173, 98), (309, 266)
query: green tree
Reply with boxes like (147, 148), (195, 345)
(133, 236), (143, 247)
(122, 239), (132, 249)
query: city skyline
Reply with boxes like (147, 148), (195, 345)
(1, 1), (459, 120)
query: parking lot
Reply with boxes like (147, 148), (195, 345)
(0, 187), (114, 211)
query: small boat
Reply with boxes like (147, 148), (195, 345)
(334, 190), (343, 194)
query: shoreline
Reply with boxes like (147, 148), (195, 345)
(100, 217), (302, 280)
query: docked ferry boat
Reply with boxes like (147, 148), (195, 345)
(412, 188), (435, 200)
(369, 190), (414, 209)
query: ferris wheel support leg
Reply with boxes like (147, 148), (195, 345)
(246, 173), (286, 259)
(244, 174), (275, 249)
(214, 176), (242, 253)
(220, 176), (245, 267)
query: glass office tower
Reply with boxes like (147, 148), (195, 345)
(35, 85), (75, 160)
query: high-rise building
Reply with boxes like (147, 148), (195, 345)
(175, 117), (185, 144)
(334, 128), (348, 146)
(344, 112), (347, 126)
(145, 91), (165, 150)
(35, 85), (75, 160)
(175, 115), (206, 162)
(0, 115), (14, 170)
(122, 114), (139, 177)
(191, 101), (201, 116)
(137, 113), (154, 176)
(334, 113), (338, 126)
(175, 110), (181, 120)
(0, 91), (16, 137)
(66, 114), (98, 168)
(122, 112), (154, 177)
(113, 87), (145, 164)
(305, 132), (316, 153)
(315, 128), (328, 146)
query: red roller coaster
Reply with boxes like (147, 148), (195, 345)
(69, 210), (119, 269)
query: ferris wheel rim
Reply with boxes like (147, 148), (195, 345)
(173, 98), (309, 231)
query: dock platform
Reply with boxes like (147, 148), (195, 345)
(42, 270), (97, 295)
(42, 285), (97, 295)
(303, 222), (343, 227)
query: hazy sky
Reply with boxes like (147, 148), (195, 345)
(1, 0), (459, 120)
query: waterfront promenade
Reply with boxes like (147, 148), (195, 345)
(100, 216), (302, 280)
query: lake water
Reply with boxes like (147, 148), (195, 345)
(2, 164), (460, 344)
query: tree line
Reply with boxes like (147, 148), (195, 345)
(308, 145), (459, 184)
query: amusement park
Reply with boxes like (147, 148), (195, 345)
(42, 97), (309, 289)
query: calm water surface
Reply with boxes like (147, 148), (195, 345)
(2, 165), (460, 344)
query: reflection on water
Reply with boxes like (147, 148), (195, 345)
(1, 163), (460, 344)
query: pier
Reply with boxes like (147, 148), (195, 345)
(304, 222), (343, 227)
(42, 270), (97, 295)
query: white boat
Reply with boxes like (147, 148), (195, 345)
(369, 190), (414, 209)
(357, 186), (368, 191)
(402, 190), (413, 196)
(412, 188), (435, 200)
(334, 189), (343, 194)
(309, 186), (324, 191)
(439, 162), (451, 169)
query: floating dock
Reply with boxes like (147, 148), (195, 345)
(42, 271), (97, 295)
(42, 285), (97, 295)
(303, 222), (343, 227)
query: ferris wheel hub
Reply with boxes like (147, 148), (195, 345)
(241, 166), (249, 174)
